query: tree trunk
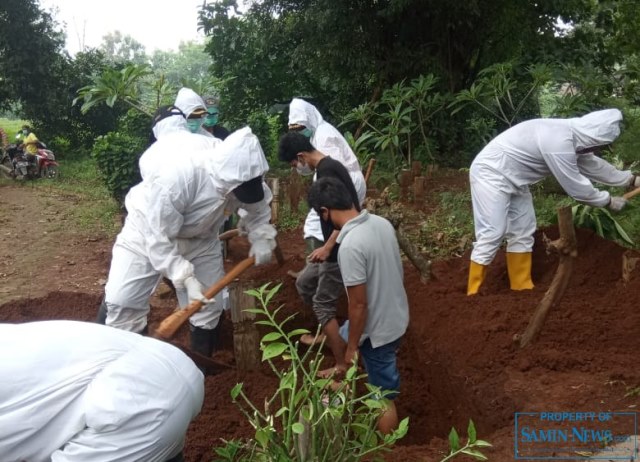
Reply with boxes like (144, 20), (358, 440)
(515, 206), (577, 348)
(396, 230), (432, 282)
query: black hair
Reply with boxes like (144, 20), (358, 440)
(278, 131), (315, 163)
(308, 177), (355, 215)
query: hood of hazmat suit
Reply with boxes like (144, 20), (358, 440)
(288, 98), (361, 173)
(570, 108), (622, 153)
(175, 88), (207, 119)
(175, 88), (213, 138)
(210, 126), (269, 194)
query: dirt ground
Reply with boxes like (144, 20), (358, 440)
(1, 178), (639, 462)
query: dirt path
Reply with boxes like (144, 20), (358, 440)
(0, 183), (112, 305)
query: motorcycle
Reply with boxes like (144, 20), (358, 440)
(0, 143), (59, 180)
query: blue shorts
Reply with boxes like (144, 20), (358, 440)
(360, 338), (401, 400)
(339, 322), (401, 400)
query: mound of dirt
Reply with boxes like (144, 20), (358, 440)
(0, 182), (640, 462)
(2, 224), (639, 461)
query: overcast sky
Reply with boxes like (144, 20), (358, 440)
(41, 0), (207, 55)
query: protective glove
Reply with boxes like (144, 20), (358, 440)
(183, 276), (215, 305)
(248, 223), (277, 266)
(236, 216), (249, 236)
(608, 196), (627, 212)
(234, 208), (249, 236)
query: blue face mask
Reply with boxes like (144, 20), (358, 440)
(187, 118), (204, 133)
(300, 128), (313, 138)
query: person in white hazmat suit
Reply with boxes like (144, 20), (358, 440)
(101, 106), (276, 358)
(174, 87), (214, 137)
(287, 98), (366, 347)
(0, 320), (204, 462)
(468, 108), (637, 295)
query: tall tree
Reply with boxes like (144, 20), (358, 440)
(199, 0), (594, 122)
(100, 31), (148, 65)
(0, 0), (66, 109)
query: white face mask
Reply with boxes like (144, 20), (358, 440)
(296, 160), (313, 176)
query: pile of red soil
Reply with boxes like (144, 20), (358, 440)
(1, 226), (639, 461)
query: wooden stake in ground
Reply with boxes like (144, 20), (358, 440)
(399, 170), (412, 202)
(229, 280), (261, 372)
(515, 206), (577, 348)
(270, 177), (280, 225)
(364, 158), (376, 186)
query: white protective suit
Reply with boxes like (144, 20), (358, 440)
(105, 120), (273, 333)
(174, 87), (215, 138)
(0, 320), (204, 462)
(470, 108), (632, 265)
(288, 98), (366, 241)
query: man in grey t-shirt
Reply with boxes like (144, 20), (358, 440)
(307, 176), (409, 435)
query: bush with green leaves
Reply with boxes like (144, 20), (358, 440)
(91, 131), (145, 204)
(215, 283), (409, 462)
(247, 111), (285, 167)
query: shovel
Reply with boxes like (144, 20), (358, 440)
(153, 257), (255, 340)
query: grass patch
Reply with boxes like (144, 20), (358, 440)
(277, 200), (309, 231)
(419, 190), (475, 258)
(0, 118), (28, 141)
(27, 155), (121, 237)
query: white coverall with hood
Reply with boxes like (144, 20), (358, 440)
(288, 98), (367, 242)
(104, 118), (274, 334)
(468, 108), (632, 295)
(175, 87), (217, 139)
(0, 320), (204, 462)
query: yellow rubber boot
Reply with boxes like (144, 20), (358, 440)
(506, 252), (534, 290)
(467, 261), (487, 296)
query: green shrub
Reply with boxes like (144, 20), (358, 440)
(247, 111), (285, 167)
(92, 131), (145, 203)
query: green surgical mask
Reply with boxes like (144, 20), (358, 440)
(187, 118), (204, 133)
(204, 113), (219, 127)
(300, 128), (313, 138)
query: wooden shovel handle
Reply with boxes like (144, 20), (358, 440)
(153, 257), (255, 340)
(219, 229), (240, 241)
(623, 186), (640, 200)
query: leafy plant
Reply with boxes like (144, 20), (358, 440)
(450, 61), (552, 127)
(276, 200), (308, 232)
(572, 204), (634, 245)
(341, 74), (446, 173)
(442, 420), (492, 461)
(74, 64), (153, 116)
(91, 131), (145, 204)
(215, 283), (409, 462)
(247, 111), (283, 167)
